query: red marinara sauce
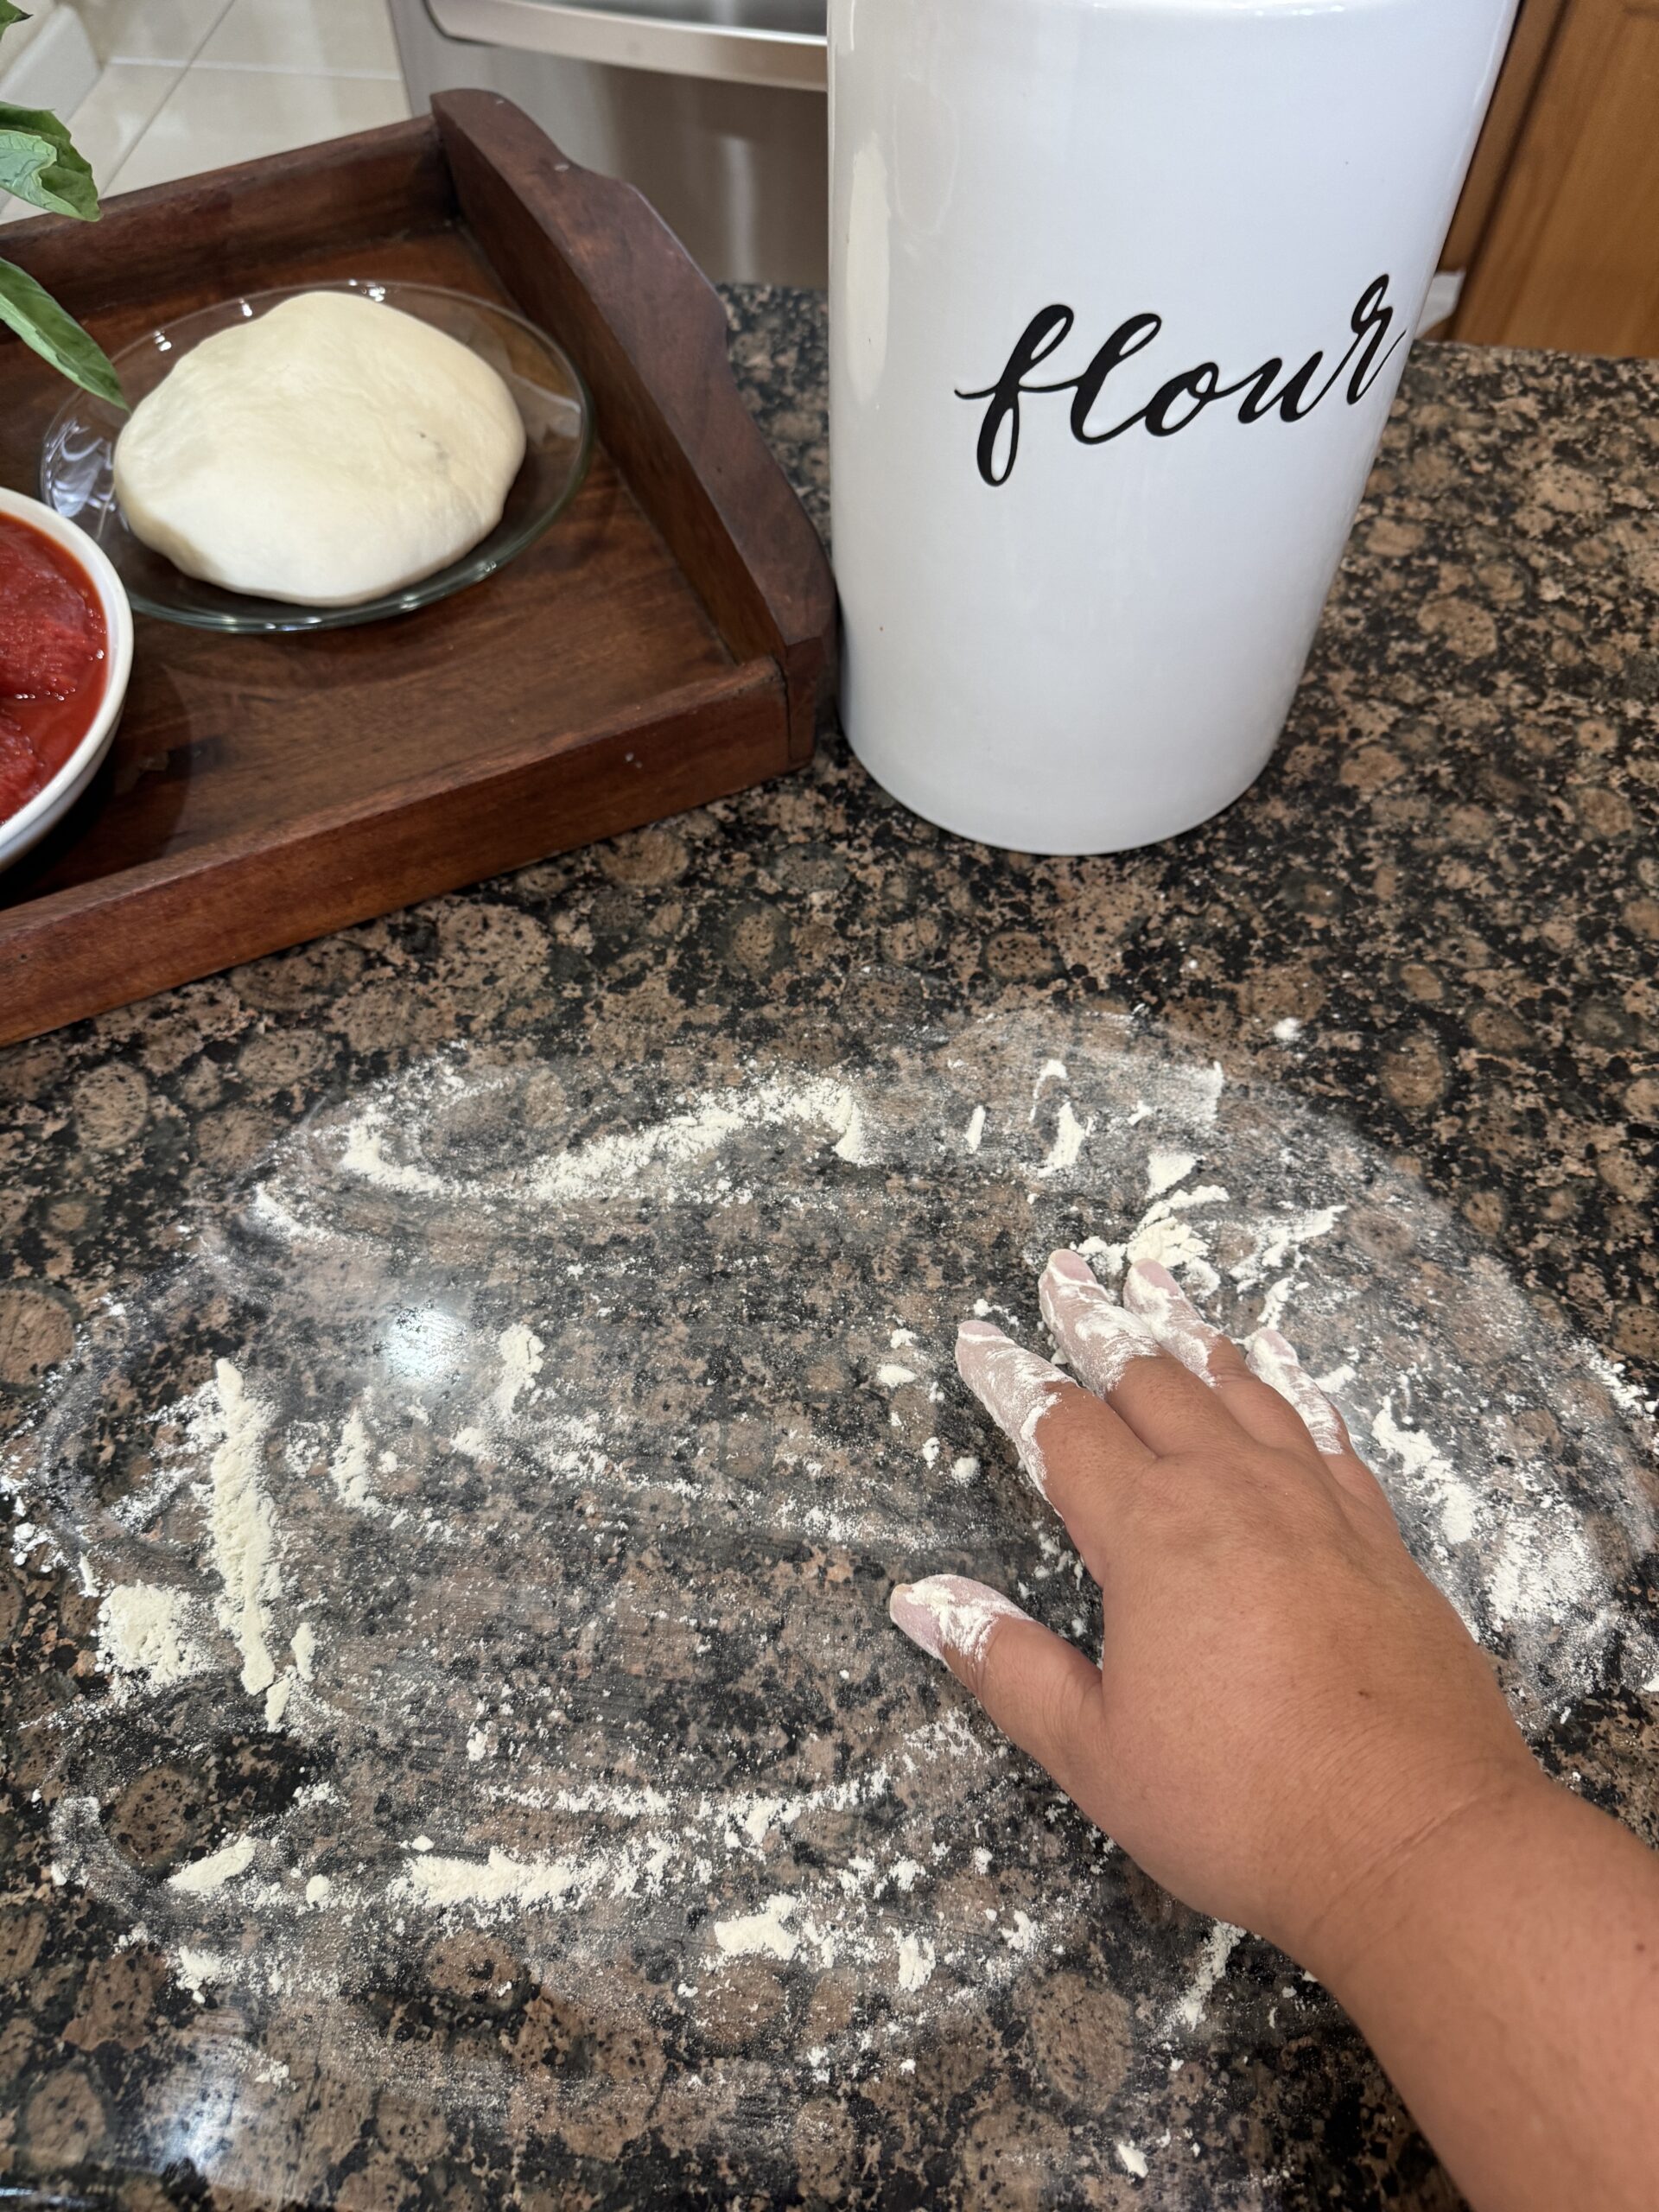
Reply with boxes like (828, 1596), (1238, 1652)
(0, 512), (108, 823)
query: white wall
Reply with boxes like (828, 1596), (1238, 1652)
(0, 2), (99, 113)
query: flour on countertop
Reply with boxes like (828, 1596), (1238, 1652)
(97, 1583), (209, 1691)
(1147, 1149), (1198, 1199)
(492, 1323), (544, 1421)
(8, 1011), (1655, 2191)
(168, 1836), (257, 1896)
(714, 1895), (799, 1962)
(1372, 1394), (1480, 1549)
(205, 1360), (281, 1697)
(1166, 1922), (1246, 2035)
(328, 1406), (383, 1516)
(1039, 1100), (1094, 1176)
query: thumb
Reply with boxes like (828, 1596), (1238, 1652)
(889, 1575), (1105, 1808)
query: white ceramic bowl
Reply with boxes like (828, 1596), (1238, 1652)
(0, 485), (133, 874)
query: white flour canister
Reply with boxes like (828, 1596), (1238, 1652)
(829, 0), (1518, 854)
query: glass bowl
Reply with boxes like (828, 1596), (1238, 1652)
(39, 280), (594, 633)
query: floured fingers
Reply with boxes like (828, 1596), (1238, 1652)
(888, 1573), (1105, 1806)
(1246, 1325), (1394, 1517)
(1245, 1326), (1351, 1457)
(954, 1315), (1148, 1558)
(1122, 1260), (1343, 1458)
(1039, 1249), (1244, 1456)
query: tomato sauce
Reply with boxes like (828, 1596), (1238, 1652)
(0, 513), (108, 823)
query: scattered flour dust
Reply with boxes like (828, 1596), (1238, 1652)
(714, 1894), (799, 1963)
(526, 1073), (868, 1206)
(175, 1947), (232, 2002)
(168, 1836), (257, 1896)
(1166, 1922), (1246, 2034)
(1372, 1393), (1479, 1548)
(875, 1363), (919, 1389)
(205, 1360), (280, 1696)
(1039, 1100), (1094, 1177)
(896, 1932), (936, 1991)
(410, 1846), (622, 1913)
(6, 1010), (1656, 2198)
(97, 1583), (207, 1690)
(1147, 1148), (1198, 1199)
(328, 1406), (381, 1516)
(493, 1324), (544, 1420)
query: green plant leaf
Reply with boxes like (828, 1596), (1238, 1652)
(0, 101), (99, 219)
(0, 257), (124, 405)
(0, 5), (32, 43)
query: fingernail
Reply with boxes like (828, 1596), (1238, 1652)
(1124, 1259), (1221, 1386)
(889, 1574), (1030, 1667)
(1255, 1325), (1300, 1364)
(1039, 1255), (1160, 1395)
(955, 1324), (1071, 1501)
(1043, 1248), (1096, 1285)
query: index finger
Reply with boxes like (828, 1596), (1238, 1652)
(956, 1318), (1149, 1558)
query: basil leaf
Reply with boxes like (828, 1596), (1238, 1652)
(0, 101), (99, 219)
(0, 5), (33, 41)
(0, 257), (124, 406)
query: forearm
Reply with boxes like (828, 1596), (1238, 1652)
(1309, 1778), (1659, 2212)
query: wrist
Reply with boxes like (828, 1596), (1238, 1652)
(1283, 1764), (1560, 1998)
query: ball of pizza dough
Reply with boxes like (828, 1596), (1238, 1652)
(113, 290), (528, 607)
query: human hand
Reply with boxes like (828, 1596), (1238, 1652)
(889, 1252), (1546, 1976)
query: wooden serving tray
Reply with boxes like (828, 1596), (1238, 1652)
(0, 93), (836, 1046)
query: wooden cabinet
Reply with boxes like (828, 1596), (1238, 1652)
(1446, 0), (1659, 355)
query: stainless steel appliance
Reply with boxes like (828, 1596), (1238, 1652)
(389, 0), (829, 285)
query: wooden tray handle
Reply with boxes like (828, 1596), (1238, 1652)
(435, 90), (836, 765)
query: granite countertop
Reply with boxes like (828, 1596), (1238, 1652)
(2, 287), (1656, 2212)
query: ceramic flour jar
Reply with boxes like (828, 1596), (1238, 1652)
(829, 0), (1517, 853)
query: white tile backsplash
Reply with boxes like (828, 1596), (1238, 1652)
(111, 60), (408, 194)
(77, 0), (234, 67)
(53, 0), (410, 203)
(63, 60), (183, 192)
(197, 0), (402, 79)
(0, 2), (100, 114)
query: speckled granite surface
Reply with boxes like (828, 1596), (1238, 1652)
(1, 287), (1656, 2212)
